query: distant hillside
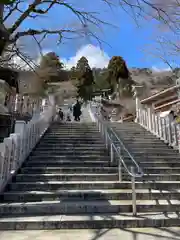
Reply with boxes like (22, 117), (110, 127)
(93, 67), (180, 96)
(130, 68), (179, 89)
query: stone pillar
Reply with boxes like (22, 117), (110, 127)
(20, 96), (24, 115)
(14, 120), (26, 134)
(15, 94), (23, 114)
(22, 96), (29, 114)
(49, 94), (55, 106)
(14, 94), (18, 112)
(32, 98), (40, 119)
(147, 106), (153, 131)
(132, 85), (144, 123)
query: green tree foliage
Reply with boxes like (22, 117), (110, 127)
(92, 68), (111, 95)
(107, 56), (134, 97)
(37, 52), (64, 83)
(70, 66), (78, 81)
(75, 56), (94, 101)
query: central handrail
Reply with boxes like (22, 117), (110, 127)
(89, 102), (144, 215)
(95, 112), (144, 178)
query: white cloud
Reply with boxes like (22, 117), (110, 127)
(7, 48), (53, 71)
(152, 65), (171, 72)
(62, 44), (110, 69)
(10, 45), (110, 71)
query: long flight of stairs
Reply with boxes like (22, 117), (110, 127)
(0, 122), (180, 230)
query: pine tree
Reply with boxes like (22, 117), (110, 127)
(75, 56), (94, 101)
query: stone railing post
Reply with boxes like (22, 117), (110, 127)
(22, 95), (29, 114)
(132, 85), (144, 124)
(14, 94), (23, 114)
(14, 120), (26, 134)
(147, 105), (154, 132)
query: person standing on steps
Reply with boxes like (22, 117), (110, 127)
(73, 100), (82, 121)
(58, 108), (64, 121)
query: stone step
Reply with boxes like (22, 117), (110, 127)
(0, 200), (180, 216)
(124, 155), (180, 160)
(15, 173), (180, 182)
(36, 145), (105, 149)
(123, 174), (180, 181)
(122, 140), (166, 145)
(125, 143), (172, 148)
(20, 166), (180, 174)
(20, 166), (117, 174)
(113, 130), (152, 134)
(7, 181), (180, 191)
(128, 147), (176, 152)
(46, 131), (100, 134)
(127, 151), (178, 155)
(43, 134), (101, 137)
(50, 126), (98, 128)
(28, 155), (110, 160)
(16, 173), (180, 182)
(24, 159), (179, 168)
(36, 145), (106, 149)
(41, 137), (103, 144)
(113, 129), (152, 133)
(115, 131), (157, 136)
(116, 133), (156, 138)
(142, 167), (180, 174)
(44, 135), (101, 138)
(124, 152), (179, 158)
(0, 212), (179, 230)
(15, 173), (118, 182)
(2, 189), (180, 202)
(133, 160), (180, 166)
(138, 162), (180, 167)
(24, 160), (111, 167)
(31, 150), (108, 155)
(36, 145), (106, 150)
(119, 137), (162, 141)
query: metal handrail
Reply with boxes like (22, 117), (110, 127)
(89, 103), (144, 215)
(95, 112), (144, 178)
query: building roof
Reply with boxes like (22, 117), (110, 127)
(141, 85), (179, 104)
(155, 99), (180, 112)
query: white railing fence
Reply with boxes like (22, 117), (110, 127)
(0, 104), (56, 192)
(138, 107), (180, 151)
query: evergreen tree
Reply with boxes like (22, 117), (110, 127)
(75, 56), (94, 101)
(107, 56), (134, 97)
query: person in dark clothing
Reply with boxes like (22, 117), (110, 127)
(169, 110), (177, 120)
(58, 108), (64, 121)
(73, 100), (81, 121)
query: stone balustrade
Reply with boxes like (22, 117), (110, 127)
(0, 102), (56, 192)
(133, 85), (180, 152)
(137, 107), (180, 151)
(13, 94), (44, 116)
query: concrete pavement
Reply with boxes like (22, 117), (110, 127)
(0, 228), (180, 240)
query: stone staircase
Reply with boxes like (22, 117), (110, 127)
(0, 122), (180, 230)
(110, 122), (180, 206)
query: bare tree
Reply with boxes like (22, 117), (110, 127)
(0, 0), (179, 69)
(0, 0), (111, 57)
(143, 34), (179, 73)
(117, 0), (179, 67)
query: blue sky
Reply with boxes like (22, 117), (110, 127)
(5, 0), (179, 70)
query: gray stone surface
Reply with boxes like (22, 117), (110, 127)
(0, 228), (180, 240)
